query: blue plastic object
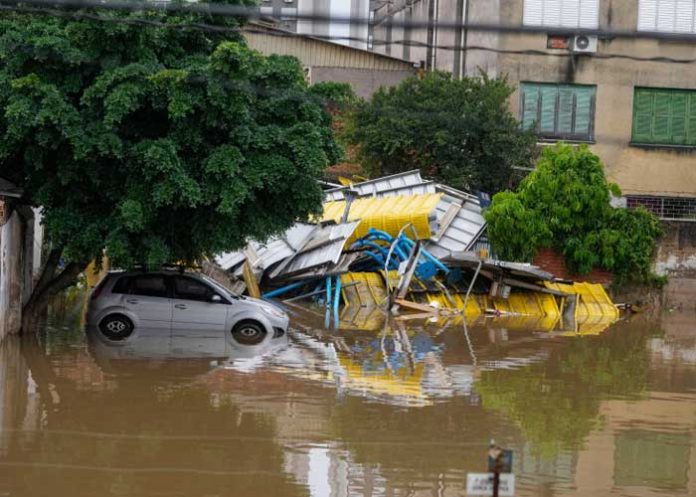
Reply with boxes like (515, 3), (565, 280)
(262, 281), (307, 299)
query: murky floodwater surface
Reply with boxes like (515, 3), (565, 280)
(1, 297), (695, 497)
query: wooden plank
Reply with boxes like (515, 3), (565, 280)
(242, 260), (261, 298)
(394, 298), (439, 314)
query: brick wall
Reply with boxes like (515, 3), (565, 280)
(533, 247), (614, 285)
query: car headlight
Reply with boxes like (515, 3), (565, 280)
(261, 305), (286, 319)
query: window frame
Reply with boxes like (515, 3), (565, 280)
(519, 82), (597, 142)
(637, 0), (696, 34)
(631, 86), (696, 148)
(128, 274), (170, 299)
(172, 275), (226, 304)
(523, 0), (600, 29)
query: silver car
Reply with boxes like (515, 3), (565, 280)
(86, 271), (289, 348)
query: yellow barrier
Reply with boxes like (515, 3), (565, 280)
(337, 273), (618, 333)
(544, 281), (619, 321)
(322, 193), (442, 243)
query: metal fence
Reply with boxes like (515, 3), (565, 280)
(626, 195), (696, 222)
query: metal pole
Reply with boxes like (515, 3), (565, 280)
(462, 258), (483, 315)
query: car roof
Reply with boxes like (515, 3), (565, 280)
(108, 270), (204, 279)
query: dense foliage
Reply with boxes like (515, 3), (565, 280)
(0, 7), (340, 314)
(485, 145), (663, 282)
(345, 71), (537, 193)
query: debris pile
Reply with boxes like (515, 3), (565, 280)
(216, 171), (619, 333)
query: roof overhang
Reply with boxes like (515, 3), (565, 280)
(0, 177), (23, 198)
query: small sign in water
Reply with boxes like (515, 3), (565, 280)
(466, 473), (515, 496)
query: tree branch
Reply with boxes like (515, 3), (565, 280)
(32, 248), (63, 298)
(47, 262), (87, 296)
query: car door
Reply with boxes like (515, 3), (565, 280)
(170, 275), (229, 356)
(124, 274), (173, 330)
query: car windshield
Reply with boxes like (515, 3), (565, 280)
(199, 274), (240, 299)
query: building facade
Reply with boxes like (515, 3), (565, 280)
(260, 0), (371, 49)
(369, 0), (696, 219)
(244, 23), (416, 97)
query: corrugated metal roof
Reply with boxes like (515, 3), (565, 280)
(216, 223), (315, 272)
(324, 170), (426, 201)
(269, 221), (360, 279)
(322, 193), (442, 242)
(321, 172), (486, 257)
(425, 186), (487, 259)
(243, 27), (415, 71)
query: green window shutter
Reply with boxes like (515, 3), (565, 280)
(632, 89), (653, 143)
(557, 86), (575, 135)
(653, 92), (672, 144)
(671, 92), (688, 145)
(574, 87), (594, 137)
(687, 93), (696, 146)
(539, 85), (558, 134)
(521, 84), (540, 130)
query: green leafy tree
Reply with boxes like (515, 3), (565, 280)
(485, 145), (662, 282)
(345, 71), (537, 193)
(0, 7), (340, 326)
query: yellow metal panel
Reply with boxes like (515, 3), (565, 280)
(340, 272), (389, 308)
(322, 193), (442, 242)
(543, 281), (618, 320)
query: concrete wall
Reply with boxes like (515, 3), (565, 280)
(310, 66), (415, 97)
(654, 222), (696, 310)
(0, 208), (44, 341)
(0, 212), (23, 341)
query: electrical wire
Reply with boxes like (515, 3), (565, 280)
(3, 0), (696, 43)
(4, 4), (696, 64)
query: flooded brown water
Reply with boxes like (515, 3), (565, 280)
(1, 298), (695, 497)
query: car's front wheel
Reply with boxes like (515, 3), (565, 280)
(99, 314), (134, 341)
(231, 321), (267, 345)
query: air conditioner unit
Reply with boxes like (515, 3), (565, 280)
(572, 35), (598, 53)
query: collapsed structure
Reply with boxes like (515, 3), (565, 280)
(216, 171), (619, 333)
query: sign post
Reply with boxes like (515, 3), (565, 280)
(466, 441), (514, 496)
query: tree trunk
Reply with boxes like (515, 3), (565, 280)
(21, 248), (87, 334)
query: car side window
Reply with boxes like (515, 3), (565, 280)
(111, 276), (131, 294)
(130, 275), (168, 298)
(174, 276), (214, 303)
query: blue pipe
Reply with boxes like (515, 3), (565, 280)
(333, 275), (342, 321)
(325, 276), (332, 309)
(366, 229), (409, 261)
(352, 239), (393, 260)
(398, 235), (450, 274)
(262, 281), (308, 299)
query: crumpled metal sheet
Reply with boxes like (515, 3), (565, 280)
(215, 223), (315, 272)
(268, 221), (361, 280)
(424, 185), (487, 259)
(324, 170), (426, 202)
(323, 171), (487, 258)
(216, 221), (360, 281)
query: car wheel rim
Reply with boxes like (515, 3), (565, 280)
(239, 327), (259, 338)
(106, 321), (126, 333)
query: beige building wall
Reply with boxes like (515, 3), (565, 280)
(370, 0), (696, 198)
(497, 0), (696, 198)
(244, 25), (416, 97)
